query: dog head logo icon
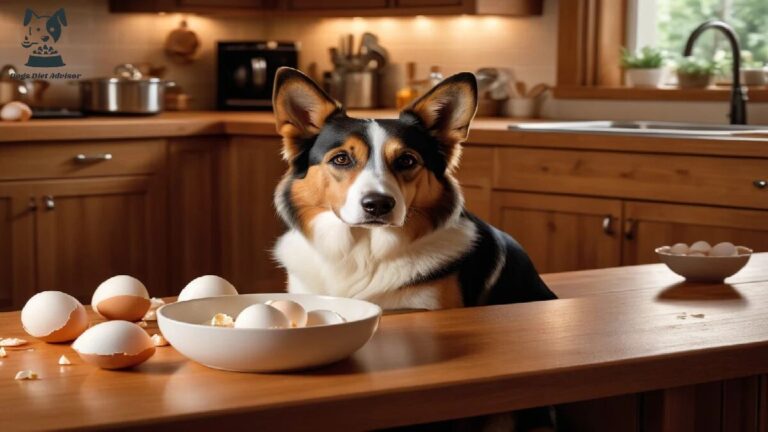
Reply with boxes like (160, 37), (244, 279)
(21, 8), (67, 68)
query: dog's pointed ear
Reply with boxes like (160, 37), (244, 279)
(273, 67), (341, 161)
(52, 8), (67, 26)
(400, 72), (478, 172)
(23, 9), (39, 26)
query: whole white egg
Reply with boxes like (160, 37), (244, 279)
(669, 243), (689, 255)
(178, 275), (238, 302)
(0, 101), (32, 122)
(306, 310), (347, 327)
(710, 242), (737, 257)
(72, 321), (155, 369)
(688, 241), (712, 255)
(92, 275), (151, 321)
(234, 304), (289, 329)
(21, 291), (88, 343)
(265, 300), (307, 327)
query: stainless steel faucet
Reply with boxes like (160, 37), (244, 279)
(683, 20), (748, 125)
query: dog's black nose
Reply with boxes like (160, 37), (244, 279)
(361, 193), (395, 217)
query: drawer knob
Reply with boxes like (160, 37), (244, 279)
(602, 215), (614, 235)
(43, 195), (55, 210)
(754, 179), (767, 189)
(74, 153), (113, 163)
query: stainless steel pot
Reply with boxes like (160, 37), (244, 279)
(79, 77), (168, 115)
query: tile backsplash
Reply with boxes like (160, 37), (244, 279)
(0, 0), (765, 123)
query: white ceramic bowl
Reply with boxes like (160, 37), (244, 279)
(655, 246), (753, 282)
(157, 293), (381, 372)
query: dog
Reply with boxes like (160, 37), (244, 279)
(271, 67), (556, 430)
(22, 8), (67, 68)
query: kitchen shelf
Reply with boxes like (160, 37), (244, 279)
(554, 85), (768, 103)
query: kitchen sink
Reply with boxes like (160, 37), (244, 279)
(508, 121), (768, 137)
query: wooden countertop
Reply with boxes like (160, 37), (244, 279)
(1, 111), (767, 158)
(1, 254), (767, 431)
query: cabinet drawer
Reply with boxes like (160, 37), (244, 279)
(494, 148), (768, 210)
(0, 140), (165, 180)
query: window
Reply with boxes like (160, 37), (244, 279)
(629, 0), (768, 64)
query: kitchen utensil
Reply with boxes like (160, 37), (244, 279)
(0, 65), (20, 105)
(526, 83), (550, 99)
(79, 65), (170, 115)
(165, 20), (200, 64)
(514, 81), (527, 98)
(656, 246), (752, 282)
(157, 293), (382, 372)
(343, 70), (377, 108)
(18, 79), (50, 107)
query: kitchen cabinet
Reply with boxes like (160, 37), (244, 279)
(286, 0), (388, 9)
(622, 201), (768, 266)
(456, 146), (493, 221)
(0, 187), (35, 311)
(218, 137), (287, 294)
(492, 192), (622, 273)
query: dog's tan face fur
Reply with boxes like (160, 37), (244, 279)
(272, 67), (477, 243)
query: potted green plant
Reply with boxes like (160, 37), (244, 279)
(740, 51), (766, 86)
(621, 46), (666, 87)
(675, 56), (718, 89)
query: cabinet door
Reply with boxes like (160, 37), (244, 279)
(492, 192), (622, 273)
(219, 137), (287, 293)
(287, 0), (387, 9)
(395, 0), (462, 6)
(168, 138), (223, 292)
(177, 0), (271, 8)
(0, 186), (36, 310)
(456, 146), (493, 221)
(623, 201), (768, 266)
(34, 176), (167, 304)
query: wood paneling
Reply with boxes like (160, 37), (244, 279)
(218, 137), (286, 293)
(0, 190), (36, 311)
(287, 0), (388, 9)
(557, 394), (640, 432)
(168, 138), (223, 292)
(492, 192), (622, 273)
(494, 148), (768, 210)
(457, 146), (493, 221)
(33, 176), (167, 304)
(623, 201), (768, 266)
(0, 140), (165, 181)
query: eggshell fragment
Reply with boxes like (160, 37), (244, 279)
(58, 355), (72, 365)
(1, 101), (32, 122)
(72, 321), (155, 369)
(14, 370), (38, 380)
(689, 241), (711, 255)
(178, 275), (238, 302)
(265, 300), (307, 327)
(92, 275), (151, 321)
(150, 334), (168, 347)
(710, 242), (737, 257)
(306, 310), (347, 327)
(0, 347), (6, 358)
(210, 313), (234, 327)
(142, 297), (166, 321)
(21, 291), (88, 343)
(234, 304), (289, 329)
(669, 243), (689, 255)
(0, 338), (28, 347)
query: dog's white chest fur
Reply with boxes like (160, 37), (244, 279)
(274, 211), (476, 310)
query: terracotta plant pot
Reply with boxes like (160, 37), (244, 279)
(624, 68), (664, 87)
(677, 72), (712, 89)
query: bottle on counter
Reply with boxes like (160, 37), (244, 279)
(396, 62), (419, 109)
(427, 65), (444, 88)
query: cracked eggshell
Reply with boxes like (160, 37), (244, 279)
(234, 304), (289, 329)
(72, 321), (155, 369)
(306, 310), (347, 327)
(1, 101), (32, 122)
(178, 275), (238, 302)
(21, 291), (88, 343)
(265, 300), (307, 327)
(92, 275), (151, 321)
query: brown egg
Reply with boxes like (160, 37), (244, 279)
(21, 291), (89, 343)
(91, 275), (151, 321)
(72, 321), (155, 370)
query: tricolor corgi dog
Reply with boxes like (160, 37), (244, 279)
(272, 67), (556, 431)
(272, 67), (556, 311)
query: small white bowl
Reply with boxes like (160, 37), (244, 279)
(157, 293), (381, 372)
(655, 246), (753, 282)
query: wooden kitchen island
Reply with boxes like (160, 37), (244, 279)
(1, 255), (766, 431)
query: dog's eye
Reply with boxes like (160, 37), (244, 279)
(394, 154), (418, 170)
(330, 152), (352, 167)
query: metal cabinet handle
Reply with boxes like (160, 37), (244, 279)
(755, 179), (767, 189)
(27, 197), (37, 211)
(74, 153), (112, 163)
(624, 218), (636, 240)
(602, 215), (614, 235)
(43, 195), (55, 210)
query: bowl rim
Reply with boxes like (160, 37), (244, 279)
(157, 292), (383, 332)
(655, 245), (753, 258)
